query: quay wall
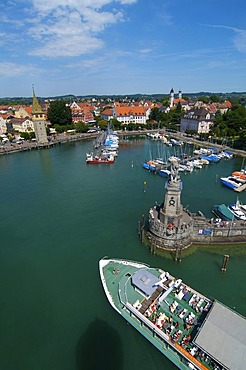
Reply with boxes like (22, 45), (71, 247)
(145, 216), (246, 253)
(0, 133), (98, 156)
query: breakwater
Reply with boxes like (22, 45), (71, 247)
(145, 211), (246, 255)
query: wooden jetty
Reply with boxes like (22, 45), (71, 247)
(234, 183), (246, 192)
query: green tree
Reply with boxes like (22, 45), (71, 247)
(149, 107), (161, 121)
(162, 98), (170, 106)
(175, 102), (182, 113)
(47, 100), (72, 126)
(110, 118), (122, 130)
(199, 96), (210, 104)
(53, 124), (65, 133)
(17, 132), (35, 141)
(211, 105), (246, 139)
(97, 118), (108, 130)
(75, 121), (88, 133)
(210, 94), (223, 103)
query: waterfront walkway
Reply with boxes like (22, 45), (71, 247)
(1, 129), (246, 159)
(0, 132), (98, 155)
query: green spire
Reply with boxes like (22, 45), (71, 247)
(32, 86), (43, 114)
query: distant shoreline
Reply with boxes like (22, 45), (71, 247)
(1, 130), (245, 158)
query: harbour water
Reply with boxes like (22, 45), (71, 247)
(0, 137), (245, 370)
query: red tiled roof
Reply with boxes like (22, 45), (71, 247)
(101, 109), (113, 115)
(173, 98), (187, 104)
(225, 100), (232, 108)
(25, 106), (33, 115)
(115, 106), (146, 116)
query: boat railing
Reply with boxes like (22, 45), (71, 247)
(118, 275), (131, 305)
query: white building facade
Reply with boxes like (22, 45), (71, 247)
(113, 104), (149, 125)
(180, 108), (214, 134)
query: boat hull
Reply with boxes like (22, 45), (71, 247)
(86, 159), (114, 164)
(220, 177), (238, 189)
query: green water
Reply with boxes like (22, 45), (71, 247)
(0, 138), (245, 370)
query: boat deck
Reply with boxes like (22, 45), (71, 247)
(119, 268), (212, 361)
(102, 260), (225, 370)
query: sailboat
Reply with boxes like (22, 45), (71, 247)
(228, 198), (246, 220)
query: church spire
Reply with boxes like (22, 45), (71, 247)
(31, 86), (48, 145)
(32, 85), (43, 114)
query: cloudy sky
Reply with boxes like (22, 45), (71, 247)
(1, 0), (246, 97)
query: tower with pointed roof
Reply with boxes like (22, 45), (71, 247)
(31, 87), (48, 145)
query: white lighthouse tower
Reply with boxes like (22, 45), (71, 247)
(170, 88), (174, 108)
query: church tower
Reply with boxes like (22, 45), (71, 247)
(178, 89), (182, 100)
(170, 88), (174, 108)
(32, 87), (48, 145)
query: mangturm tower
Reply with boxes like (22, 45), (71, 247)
(147, 157), (193, 252)
(32, 87), (48, 145)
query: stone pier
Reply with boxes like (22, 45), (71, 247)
(144, 157), (246, 254)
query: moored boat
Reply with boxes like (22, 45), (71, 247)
(143, 160), (157, 172)
(232, 171), (246, 180)
(200, 158), (209, 165)
(239, 204), (246, 214)
(212, 204), (234, 221)
(192, 159), (203, 169)
(220, 176), (245, 190)
(157, 168), (171, 177)
(86, 152), (114, 164)
(221, 150), (233, 159)
(228, 204), (246, 220)
(200, 154), (220, 163)
(99, 257), (246, 370)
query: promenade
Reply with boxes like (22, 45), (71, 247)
(1, 129), (245, 158)
(0, 132), (98, 155)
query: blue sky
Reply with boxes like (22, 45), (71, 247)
(1, 0), (246, 97)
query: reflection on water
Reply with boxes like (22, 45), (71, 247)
(76, 319), (123, 370)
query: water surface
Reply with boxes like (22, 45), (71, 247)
(0, 138), (245, 370)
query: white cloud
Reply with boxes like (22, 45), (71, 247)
(205, 24), (246, 53)
(0, 62), (40, 77)
(66, 56), (108, 70)
(116, 0), (137, 4)
(234, 29), (246, 53)
(25, 0), (132, 57)
(139, 48), (152, 54)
